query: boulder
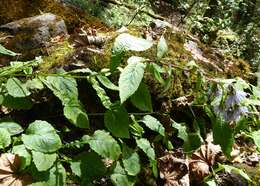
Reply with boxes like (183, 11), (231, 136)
(0, 13), (67, 60)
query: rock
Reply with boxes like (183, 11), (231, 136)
(0, 13), (67, 60)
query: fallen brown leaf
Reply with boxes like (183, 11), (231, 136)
(158, 150), (189, 186)
(0, 153), (32, 186)
(189, 142), (221, 181)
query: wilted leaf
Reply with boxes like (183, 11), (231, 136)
(158, 151), (189, 186)
(189, 142), (222, 181)
(0, 153), (32, 185)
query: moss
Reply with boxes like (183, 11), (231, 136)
(39, 40), (74, 72)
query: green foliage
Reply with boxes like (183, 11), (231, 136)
(0, 44), (18, 56)
(119, 57), (146, 103)
(22, 120), (62, 153)
(0, 23), (258, 186)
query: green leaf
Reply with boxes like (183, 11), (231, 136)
(0, 128), (11, 149)
(32, 151), (57, 171)
(251, 130), (260, 151)
(113, 33), (153, 53)
(31, 162), (66, 186)
(0, 94), (33, 110)
(97, 75), (119, 91)
(22, 120), (62, 153)
(41, 76), (78, 105)
(122, 144), (140, 176)
(41, 76), (89, 128)
(142, 115), (165, 136)
(70, 152), (106, 182)
(12, 145), (32, 170)
(148, 63), (165, 84)
(104, 103), (130, 138)
(157, 35), (168, 60)
(89, 77), (112, 109)
(25, 78), (44, 90)
(6, 78), (30, 97)
(111, 33), (152, 70)
(131, 82), (153, 112)
(0, 44), (17, 56)
(119, 59), (146, 103)
(172, 120), (202, 152)
(111, 162), (135, 186)
(63, 104), (89, 128)
(136, 138), (155, 160)
(87, 130), (121, 160)
(0, 121), (23, 135)
(219, 164), (251, 181)
(213, 119), (234, 157)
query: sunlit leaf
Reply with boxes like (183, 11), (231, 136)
(157, 35), (168, 60)
(6, 78), (30, 98)
(22, 120), (62, 153)
(0, 128), (11, 149)
(32, 151), (57, 171)
(142, 115), (165, 136)
(122, 144), (140, 176)
(0, 121), (23, 135)
(119, 59), (146, 103)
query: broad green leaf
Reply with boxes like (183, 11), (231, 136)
(12, 145), (32, 170)
(213, 119), (234, 157)
(0, 128), (11, 149)
(142, 115), (165, 136)
(89, 77), (112, 109)
(104, 103), (130, 138)
(119, 60), (146, 103)
(172, 120), (202, 152)
(251, 130), (260, 151)
(113, 33), (153, 53)
(148, 63), (165, 84)
(219, 164), (251, 181)
(41, 76), (89, 128)
(22, 120), (62, 153)
(127, 56), (147, 64)
(87, 130), (121, 160)
(97, 75), (119, 91)
(70, 152), (106, 182)
(0, 44), (17, 56)
(41, 76), (78, 105)
(205, 179), (217, 186)
(25, 79), (44, 90)
(136, 138), (155, 160)
(6, 78), (30, 97)
(131, 82), (153, 112)
(32, 151), (57, 171)
(0, 94), (33, 110)
(111, 33), (153, 70)
(157, 35), (168, 60)
(122, 144), (140, 176)
(31, 162), (66, 186)
(0, 121), (23, 135)
(63, 104), (89, 128)
(111, 162), (135, 186)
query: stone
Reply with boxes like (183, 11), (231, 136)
(0, 13), (67, 60)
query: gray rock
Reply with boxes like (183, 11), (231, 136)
(0, 13), (67, 59)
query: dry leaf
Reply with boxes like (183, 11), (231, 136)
(158, 151), (189, 186)
(189, 142), (221, 181)
(0, 153), (32, 186)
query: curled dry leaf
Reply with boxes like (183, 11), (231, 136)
(189, 142), (222, 181)
(0, 153), (32, 186)
(158, 151), (190, 186)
